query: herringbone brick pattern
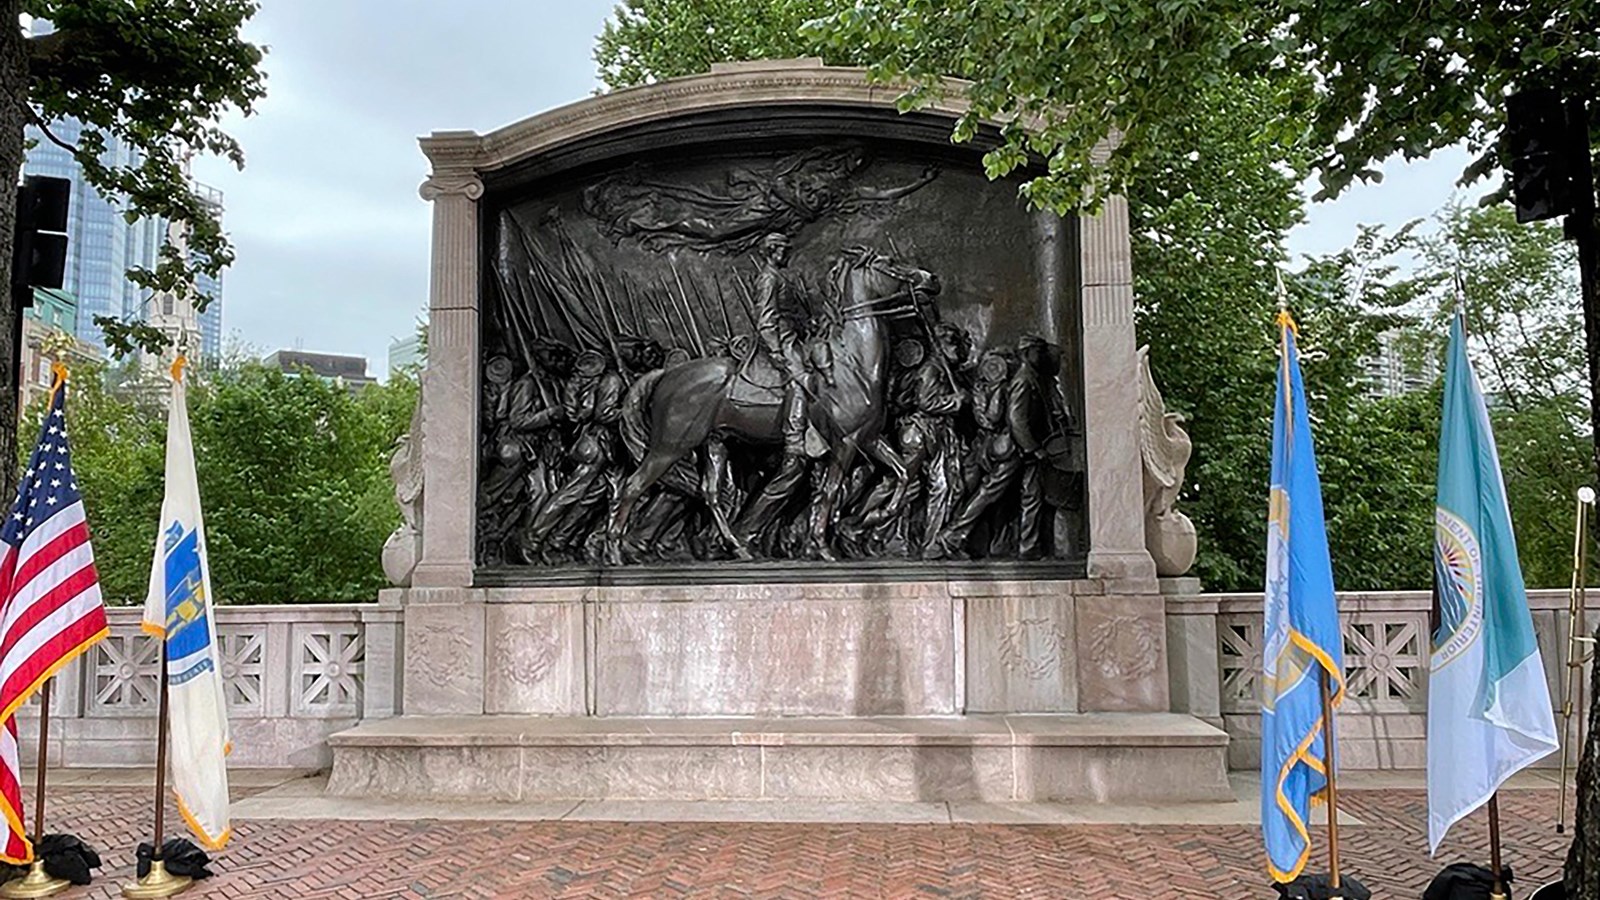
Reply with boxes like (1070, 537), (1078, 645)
(17, 784), (1572, 898)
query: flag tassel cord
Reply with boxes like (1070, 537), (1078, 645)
(1318, 668), (1344, 898)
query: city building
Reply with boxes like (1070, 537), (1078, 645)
(18, 287), (104, 414)
(192, 183), (226, 360)
(1363, 328), (1441, 398)
(265, 350), (377, 392)
(387, 334), (423, 377)
(22, 118), (139, 356)
(23, 36), (225, 361)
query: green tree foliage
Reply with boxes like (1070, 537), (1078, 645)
(1414, 203), (1589, 588)
(0, 0), (266, 483)
(29, 363), (415, 604)
(596, 0), (844, 87)
(804, 1), (1598, 209)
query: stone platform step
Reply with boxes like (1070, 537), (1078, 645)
(328, 713), (1231, 805)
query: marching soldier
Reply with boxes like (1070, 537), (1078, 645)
(523, 349), (626, 561)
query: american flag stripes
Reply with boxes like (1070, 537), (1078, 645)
(0, 369), (109, 863)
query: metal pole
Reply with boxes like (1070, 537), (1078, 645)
(1560, 487), (1594, 833)
(1319, 668), (1343, 895)
(1488, 793), (1506, 900)
(1566, 93), (1600, 504)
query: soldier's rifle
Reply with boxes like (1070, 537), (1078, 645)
(553, 222), (628, 374)
(667, 256), (708, 356)
(711, 278), (736, 342)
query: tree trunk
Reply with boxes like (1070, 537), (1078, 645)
(0, 0), (25, 482)
(1568, 617), (1600, 898)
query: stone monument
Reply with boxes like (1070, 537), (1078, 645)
(329, 59), (1227, 806)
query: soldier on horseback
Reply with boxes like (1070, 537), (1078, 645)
(733, 232), (820, 550)
(752, 232), (809, 452)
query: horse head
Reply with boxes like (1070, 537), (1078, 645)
(829, 245), (941, 319)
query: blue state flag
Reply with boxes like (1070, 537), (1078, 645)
(1426, 313), (1557, 853)
(1261, 313), (1346, 883)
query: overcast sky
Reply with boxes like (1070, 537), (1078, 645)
(190, 0), (1483, 378)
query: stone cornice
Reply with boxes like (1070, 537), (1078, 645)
(415, 57), (1118, 190)
(418, 59), (979, 178)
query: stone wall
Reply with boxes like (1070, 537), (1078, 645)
(1166, 587), (1598, 770)
(27, 586), (1584, 773)
(391, 580), (1170, 719)
(18, 602), (401, 769)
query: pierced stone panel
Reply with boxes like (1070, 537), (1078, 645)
(293, 625), (365, 718)
(88, 632), (160, 717)
(1343, 616), (1426, 711)
(217, 627), (266, 716)
(1217, 615), (1262, 715)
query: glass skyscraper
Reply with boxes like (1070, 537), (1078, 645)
(22, 123), (225, 360)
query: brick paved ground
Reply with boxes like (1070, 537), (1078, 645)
(11, 783), (1574, 898)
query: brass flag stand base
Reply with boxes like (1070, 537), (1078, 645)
(0, 861), (70, 899)
(120, 860), (191, 899)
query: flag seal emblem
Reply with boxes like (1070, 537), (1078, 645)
(1432, 506), (1483, 666)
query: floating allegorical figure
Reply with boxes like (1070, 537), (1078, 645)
(581, 145), (939, 255)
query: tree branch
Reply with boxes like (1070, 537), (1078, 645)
(27, 113), (77, 155)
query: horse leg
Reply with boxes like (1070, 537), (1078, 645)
(701, 438), (752, 560)
(607, 448), (685, 566)
(809, 443), (859, 562)
(861, 435), (910, 524)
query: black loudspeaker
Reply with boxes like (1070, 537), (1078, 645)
(1506, 88), (1574, 224)
(13, 174), (72, 294)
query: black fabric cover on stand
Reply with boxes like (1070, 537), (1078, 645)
(1423, 863), (1515, 900)
(135, 838), (213, 879)
(36, 833), (102, 885)
(1271, 873), (1372, 900)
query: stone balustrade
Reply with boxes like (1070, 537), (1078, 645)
(1166, 587), (1599, 770)
(15, 587), (1592, 773)
(18, 601), (401, 769)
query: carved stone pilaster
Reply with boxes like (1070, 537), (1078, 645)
(1078, 195), (1156, 584)
(413, 164), (483, 589)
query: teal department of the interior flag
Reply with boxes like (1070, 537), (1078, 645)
(1426, 312), (1557, 853)
(1260, 314), (1346, 883)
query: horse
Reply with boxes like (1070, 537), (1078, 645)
(608, 246), (941, 563)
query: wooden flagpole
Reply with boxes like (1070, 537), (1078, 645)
(0, 680), (71, 898)
(1319, 668), (1344, 898)
(1488, 794), (1506, 900)
(121, 639), (190, 898)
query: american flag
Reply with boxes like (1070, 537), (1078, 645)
(0, 372), (109, 863)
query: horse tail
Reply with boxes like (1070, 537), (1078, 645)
(620, 369), (664, 463)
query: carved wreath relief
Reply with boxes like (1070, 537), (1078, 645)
(477, 141), (1088, 569)
(495, 622), (561, 687)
